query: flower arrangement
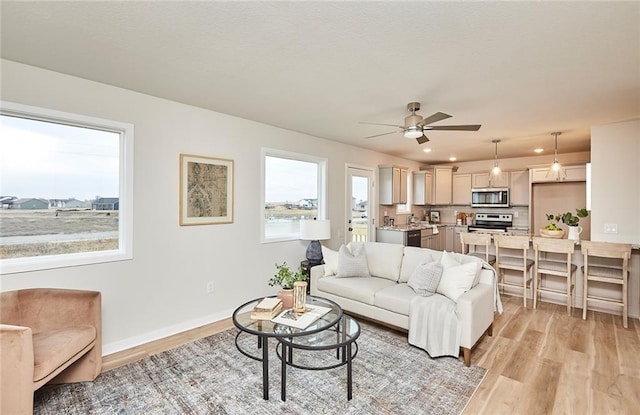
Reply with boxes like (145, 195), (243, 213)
(268, 262), (307, 289)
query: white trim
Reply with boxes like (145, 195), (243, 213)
(0, 101), (134, 274)
(260, 147), (328, 243)
(102, 308), (234, 356)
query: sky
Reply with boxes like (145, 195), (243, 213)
(0, 115), (120, 201)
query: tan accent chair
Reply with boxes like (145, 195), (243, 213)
(494, 234), (534, 308)
(581, 241), (632, 328)
(0, 288), (102, 414)
(532, 237), (577, 314)
(460, 232), (496, 265)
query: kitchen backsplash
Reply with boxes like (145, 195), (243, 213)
(384, 205), (530, 229)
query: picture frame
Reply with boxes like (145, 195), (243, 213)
(180, 154), (234, 225)
(429, 211), (440, 223)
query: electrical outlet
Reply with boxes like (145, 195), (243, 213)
(206, 281), (214, 293)
(604, 223), (618, 234)
(513, 211), (519, 218)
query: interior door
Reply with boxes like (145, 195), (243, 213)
(346, 166), (374, 244)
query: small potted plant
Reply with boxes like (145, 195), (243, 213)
(561, 208), (589, 241)
(268, 262), (307, 308)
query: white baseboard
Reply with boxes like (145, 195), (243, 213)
(102, 307), (234, 356)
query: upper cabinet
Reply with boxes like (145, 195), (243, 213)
(379, 165), (408, 205)
(433, 166), (453, 205)
(472, 172), (510, 188)
(452, 173), (472, 205)
(530, 164), (587, 183)
(509, 169), (529, 205)
(413, 170), (433, 205)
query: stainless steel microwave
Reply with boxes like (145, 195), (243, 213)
(471, 188), (510, 208)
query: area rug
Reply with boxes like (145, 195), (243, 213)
(34, 321), (486, 415)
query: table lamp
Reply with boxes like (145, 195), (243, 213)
(300, 219), (331, 266)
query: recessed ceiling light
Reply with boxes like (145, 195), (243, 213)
(534, 148), (544, 153)
(423, 148), (432, 153)
(449, 156), (457, 161)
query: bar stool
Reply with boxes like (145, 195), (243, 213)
(581, 241), (632, 328)
(460, 232), (496, 265)
(494, 234), (534, 308)
(532, 237), (577, 314)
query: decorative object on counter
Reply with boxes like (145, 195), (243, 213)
(269, 262), (307, 309)
(429, 211), (440, 223)
(300, 219), (331, 266)
(545, 131), (566, 180)
(292, 281), (307, 313)
(541, 208), (588, 240)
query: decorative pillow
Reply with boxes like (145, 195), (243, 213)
(336, 244), (370, 278)
(441, 250), (483, 287)
(436, 260), (478, 303)
(321, 245), (339, 276)
(407, 261), (443, 296)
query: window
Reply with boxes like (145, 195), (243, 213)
(262, 148), (327, 242)
(0, 101), (134, 274)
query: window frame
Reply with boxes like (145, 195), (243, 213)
(261, 148), (328, 243)
(0, 101), (134, 274)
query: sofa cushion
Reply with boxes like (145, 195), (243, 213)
(32, 325), (97, 382)
(359, 242), (405, 281)
(316, 275), (396, 305)
(407, 260), (443, 296)
(436, 260), (478, 303)
(374, 283), (417, 316)
(336, 244), (370, 278)
(400, 247), (438, 283)
(322, 246), (339, 276)
(441, 250), (483, 287)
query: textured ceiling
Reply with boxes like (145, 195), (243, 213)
(1, 1), (639, 163)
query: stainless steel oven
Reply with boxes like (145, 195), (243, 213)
(468, 213), (513, 233)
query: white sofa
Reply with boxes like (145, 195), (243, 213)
(310, 242), (498, 366)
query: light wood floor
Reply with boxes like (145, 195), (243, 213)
(102, 295), (640, 414)
(464, 294), (640, 414)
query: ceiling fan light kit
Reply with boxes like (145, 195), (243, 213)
(361, 101), (481, 145)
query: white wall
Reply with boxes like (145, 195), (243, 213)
(0, 60), (421, 353)
(591, 119), (640, 244)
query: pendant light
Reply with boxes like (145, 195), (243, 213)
(546, 132), (566, 180)
(490, 139), (501, 177)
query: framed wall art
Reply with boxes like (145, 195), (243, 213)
(179, 154), (234, 225)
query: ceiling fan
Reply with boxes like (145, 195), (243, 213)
(361, 102), (481, 144)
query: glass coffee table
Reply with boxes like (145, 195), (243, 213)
(232, 295), (360, 401)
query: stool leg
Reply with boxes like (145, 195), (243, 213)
(623, 281), (628, 329)
(582, 275), (588, 321)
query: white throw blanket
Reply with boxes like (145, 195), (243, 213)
(408, 294), (460, 358)
(408, 262), (502, 358)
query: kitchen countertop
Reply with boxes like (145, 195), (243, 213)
(377, 223), (459, 231)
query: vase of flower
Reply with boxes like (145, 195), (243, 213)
(268, 262), (307, 310)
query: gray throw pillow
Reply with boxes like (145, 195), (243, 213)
(407, 261), (443, 296)
(336, 244), (370, 278)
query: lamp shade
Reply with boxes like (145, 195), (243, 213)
(300, 219), (331, 241)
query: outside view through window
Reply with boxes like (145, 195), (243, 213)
(264, 155), (319, 240)
(351, 176), (369, 242)
(0, 114), (121, 260)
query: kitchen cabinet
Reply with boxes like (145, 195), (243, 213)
(530, 164), (586, 183)
(379, 165), (408, 205)
(509, 169), (529, 205)
(433, 167), (453, 205)
(412, 170), (433, 205)
(452, 173), (472, 205)
(472, 172), (510, 188)
(453, 226), (465, 253)
(445, 226), (455, 252)
(376, 228), (404, 245)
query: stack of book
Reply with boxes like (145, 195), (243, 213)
(250, 297), (283, 320)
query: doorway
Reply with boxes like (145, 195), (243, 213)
(346, 166), (374, 243)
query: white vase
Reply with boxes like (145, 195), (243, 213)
(567, 225), (583, 241)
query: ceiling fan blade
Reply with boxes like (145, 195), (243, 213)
(416, 135), (429, 144)
(364, 131), (398, 139)
(359, 121), (404, 128)
(426, 124), (482, 131)
(420, 112), (452, 126)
